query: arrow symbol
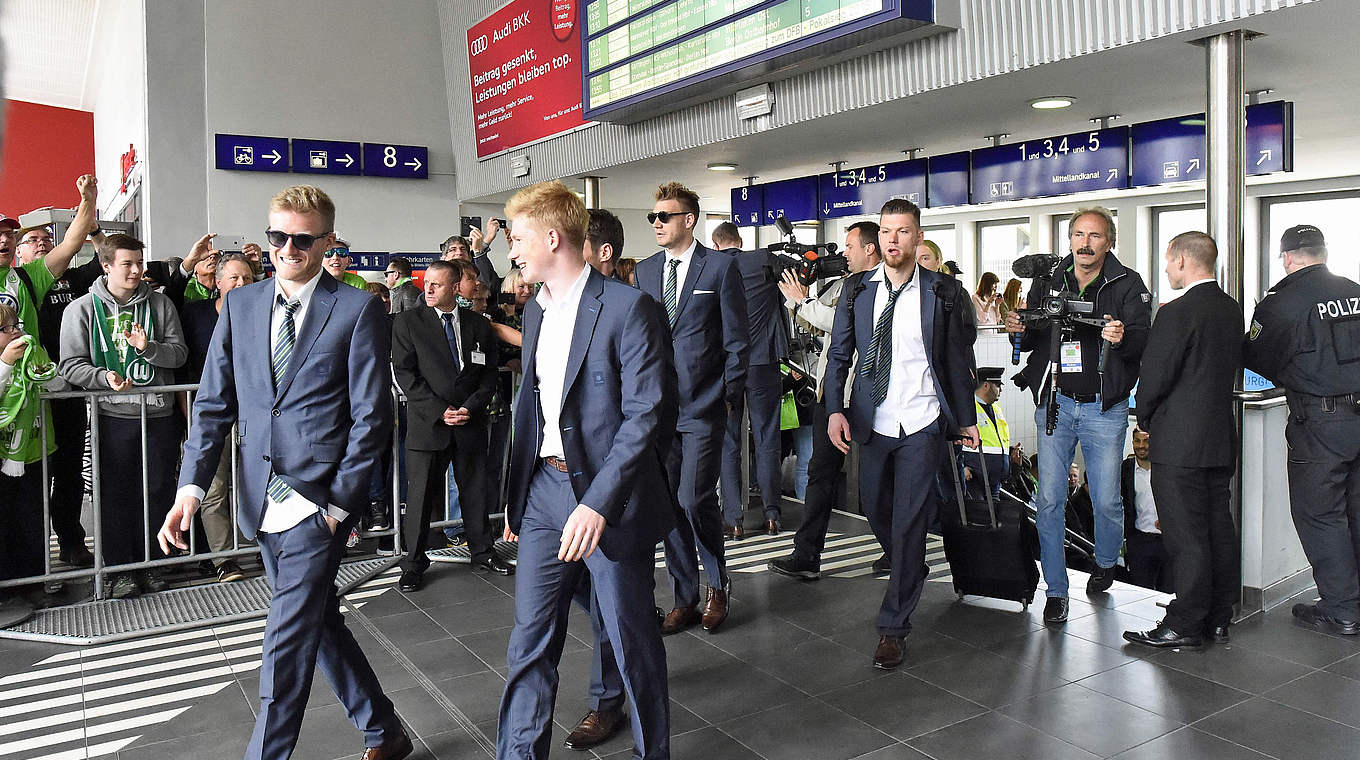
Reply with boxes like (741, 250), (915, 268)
(264, 149), (281, 165)
(1188, 158), (1201, 172)
(338, 154), (355, 168)
(1106, 168), (1119, 183)
(1257, 149), (1272, 166)
(405, 156), (423, 171)
(823, 204), (830, 215)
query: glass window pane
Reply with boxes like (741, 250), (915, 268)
(1266, 195), (1360, 287)
(922, 224), (955, 276)
(1154, 206), (1206, 304)
(977, 218), (1031, 297)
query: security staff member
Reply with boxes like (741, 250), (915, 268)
(961, 367), (1009, 496)
(1246, 224), (1360, 636)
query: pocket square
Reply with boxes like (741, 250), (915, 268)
(693, 289), (715, 294)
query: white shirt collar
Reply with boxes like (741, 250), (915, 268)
(535, 263), (591, 312)
(1184, 277), (1217, 291)
(666, 237), (698, 262)
(867, 261), (918, 290)
(273, 268), (325, 307)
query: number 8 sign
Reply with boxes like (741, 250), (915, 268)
(362, 143), (429, 179)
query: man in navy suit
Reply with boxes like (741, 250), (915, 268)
(825, 198), (979, 670)
(635, 182), (749, 634)
(497, 181), (676, 759)
(159, 186), (410, 760)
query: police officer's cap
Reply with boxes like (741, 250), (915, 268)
(1280, 224), (1325, 252)
(978, 367), (1004, 384)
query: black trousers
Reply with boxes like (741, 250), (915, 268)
(1152, 463), (1238, 633)
(1125, 530), (1172, 593)
(792, 400), (847, 563)
(1285, 409), (1360, 621)
(0, 467), (46, 582)
(96, 414), (182, 568)
(401, 431), (492, 573)
(46, 397), (89, 550)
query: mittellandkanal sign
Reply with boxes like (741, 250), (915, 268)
(467, 0), (591, 160)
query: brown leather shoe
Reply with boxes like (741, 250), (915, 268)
(765, 519), (780, 536)
(563, 708), (626, 750)
(660, 605), (702, 635)
(360, 730), (413, 760)
(872, 635), (905, 670)
(723, 522), (745, 540)
(701, 584), (730, 632)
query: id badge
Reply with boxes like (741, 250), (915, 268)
(470, 350), (487, 366)
(1060, 341), (1083, 373)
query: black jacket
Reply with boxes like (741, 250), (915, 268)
(392, 305), (498, 451)
(1137, 281), (1243, 468)
(1017, 252), (1152, 411)
(1245, 264), (1360, 397)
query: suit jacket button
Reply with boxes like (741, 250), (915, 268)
(263, 455), (271, 462)
(272, 409), (281, 417)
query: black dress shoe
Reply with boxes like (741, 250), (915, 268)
(563, 708), (626, 750)
(1204, 625), (1230, 644)
(473, 554), (515, 575)
(398, 570), (423, 592)
(1043, 596), (1069, 625)
(59, 544), (95, 568)
(1123, 623), (1203, 648)
(768, 554), (821, 581)
(1086, 564), (1115, 594)
(873, 635), (905, 670)
(871, 554), (891, 575)
(1292, 603), (1360, 635)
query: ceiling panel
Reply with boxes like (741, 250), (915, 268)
(1, 0), (98, 109)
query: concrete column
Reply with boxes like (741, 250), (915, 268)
(1205, 31), (1247, 304)
(583, 176), (602, 210)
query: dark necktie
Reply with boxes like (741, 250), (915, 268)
(861, 280), (909, 406)
(663, 258), (680, 327)
(267, 296), (300, 503)
(442, 312), (461, 371)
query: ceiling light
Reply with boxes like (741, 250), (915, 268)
(1029, 96), (1075, 110)
(1179, 117), (1207, 127)
(707, 162), (739, 172)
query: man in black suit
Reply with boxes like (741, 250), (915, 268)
(824, 198), (978, 669)
(1125, 231), (1242, 648)
(635, 182), (749, 634)
(713, 221), (790, 537)
(391, 259), (510, 592)
(497, 181), (675, 759)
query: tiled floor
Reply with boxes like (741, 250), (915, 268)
(3, 508), (1359, 760)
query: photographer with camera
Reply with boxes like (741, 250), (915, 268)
(1003, 206), (1151, 625)
(767, 220), (881, 581)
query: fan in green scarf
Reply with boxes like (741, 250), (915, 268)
(0, 335), (59, 474)
(89, 296), (158, 386)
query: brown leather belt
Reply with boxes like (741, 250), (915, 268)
(543, 456), (569, 472)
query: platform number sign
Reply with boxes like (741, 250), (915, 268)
(362, 143), (429, 179)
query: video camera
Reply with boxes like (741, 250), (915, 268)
(767, 216), (847, 287)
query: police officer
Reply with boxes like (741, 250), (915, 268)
(961, 367), (1009, 497)
(1246, 224), (1360, 635)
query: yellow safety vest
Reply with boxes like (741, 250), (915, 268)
(973, 398), (1010, 455)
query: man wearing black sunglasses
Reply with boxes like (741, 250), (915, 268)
(634, 181), (749, 636)
(162, 185), (410, 760)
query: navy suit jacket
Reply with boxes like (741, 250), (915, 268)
(178, 273), (393, 539)
(723, 247), (790, 366)
(506, 267), (678, 554)
(824, 265), (978, 442)
(635, 242), (749, 431)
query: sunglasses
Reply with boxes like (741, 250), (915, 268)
(324, 247), (351, 258)
(264, 228), (332, 250)
(647, 210), (691, 224)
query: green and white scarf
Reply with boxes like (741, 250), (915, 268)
(89, 295), (158, 386)
(0, 337), (58, 470)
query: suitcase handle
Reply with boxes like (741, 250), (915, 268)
(946, 438), (999, 530)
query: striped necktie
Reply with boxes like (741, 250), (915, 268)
(860, 279), (909, 407)
(266, 296), (300, 502)
(663, 257), (680, 327)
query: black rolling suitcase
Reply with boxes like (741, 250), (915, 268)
(939, 443), (1040, 610)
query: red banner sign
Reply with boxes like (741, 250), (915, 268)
(467, 0), (588, 159)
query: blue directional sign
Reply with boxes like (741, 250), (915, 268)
(762, 176), (819, 224)
(394, 252), (440, 270)
(971, 127), (1129, 203)
(1130, 101), (1294, 187)
(362, 143), (429, 179)
(291, 138), (362, 175)
(819, 159), (926, 219)
(214, 134), (290, 173)
(350, 252), (389, 272)
(1243, 368), (1275, 393)
(731, 185), (764, 227)
(927, 152), (970, 208)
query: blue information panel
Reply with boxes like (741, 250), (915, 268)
(927, 152), (970, 208)
(351, 252), (389, 272)
(761, 176), (819, 224)
(362, 143), (430, 179)
(214, 134), (290, 172)
(291, 139), (362, 175)
(971, 127), (1129, 203)
(396, 252), (440, 271)
(1130, 101), (1294, 187)
(731, 185), (764, 227)
(1242, 368), (1275, 393)
(818, 159), (926, 219)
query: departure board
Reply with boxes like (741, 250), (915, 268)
(583, 0), (933, 120)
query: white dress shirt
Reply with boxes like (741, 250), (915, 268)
(434, 306), (462, 362)
(1133, 462), (1159, 534)
(866, 263), (941, 438)
(662, 238), (698, 302)
(535, 264), (592, 460)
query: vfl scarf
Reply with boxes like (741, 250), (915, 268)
(89, 294), (157, 386)
(0, 336), (58, 472)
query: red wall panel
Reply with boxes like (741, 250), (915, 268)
(0, 100), (96, 217)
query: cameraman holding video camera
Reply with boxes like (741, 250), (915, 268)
(1003, 206), (1151, 625)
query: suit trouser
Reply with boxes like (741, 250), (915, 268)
(570, 573), (627, 714)
(46, 397), (88, 551)
(1153, 463), (1239, 633)
(1284, 411), (1360, 621)
(662, 426), (729, 607)
(858, 425), (942, 636)
(792, 401), (847, 563)
(401, 434), (492, 573)
(499, 464), (669, 760)
(95, 414), (181, 567)
(720, 363), (785, 522)
(251, 513), (399, 760)
(1124, 530), (1172, 593)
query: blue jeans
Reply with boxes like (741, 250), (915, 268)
(792, 425), (813, 500)
(1034, 394), (1128, 597)
(442, 464), (465, 541)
